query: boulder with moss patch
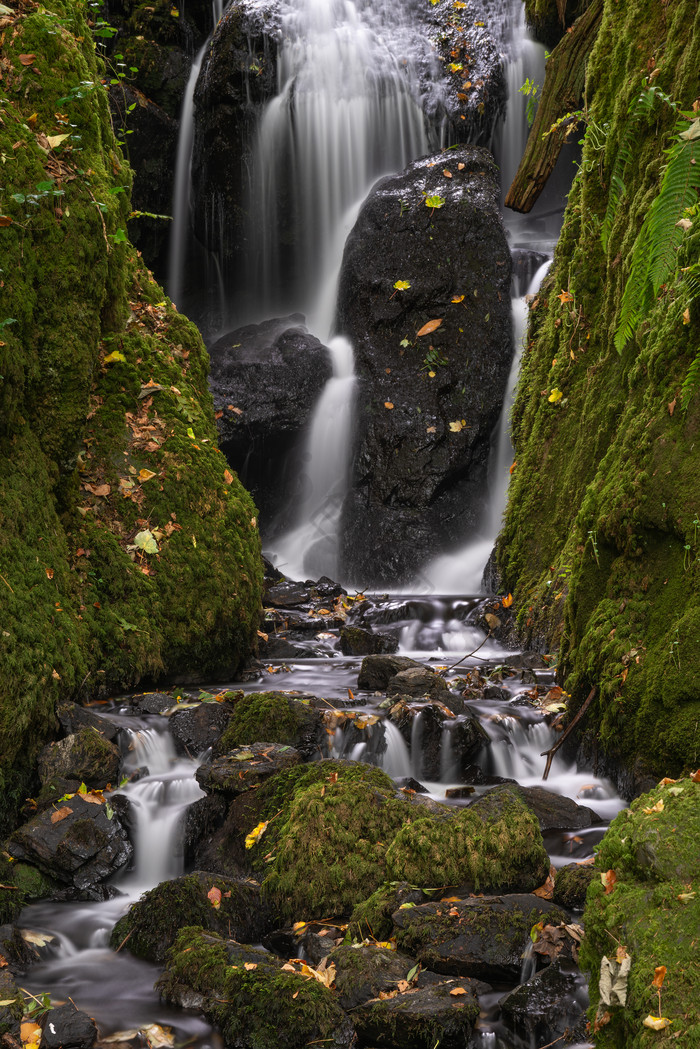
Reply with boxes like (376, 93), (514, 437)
(580, 780), (700, 1048)
(110, 871), (271, 963)
(158, 927), (355, 1049)
(37, 729), (121, 790)
(214, 691), (327, 759)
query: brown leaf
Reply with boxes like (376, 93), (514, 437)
(82, 791), (105, 805)
(0, 216), (12, 227)
(19, 54), (36, 65)
(668, 398), (676, 415)
(83, 482), (111, 497)
(652, 965), (666, 989)
(45, 567), (54, 579)
(443, 169), (452, 178)
(397, 980), (409, 992)
(50, 805), (73, 824)
(416, 319), (442, 337)
(223, 469), (234, 485)
(601, 869), (617, 894)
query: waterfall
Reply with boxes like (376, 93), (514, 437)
(247, 0), (429, 319)
(168, 45), (206, 309)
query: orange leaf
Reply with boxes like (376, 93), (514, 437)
(19, 54), (36, 66)
(668, 398), (676, 415)
(416, 319), (442, 337)
(449, 987), (467, 996)
(21, 1022), (42, 1045)
(45, 568), (54, 579)
(0, 216), (12, 227)
(244, 962), (257, 971)
(509, 460), (517, 474)
(223, 469), (234, 485)
(501, 593), (513, 608)
(557, 290), (574, 304)
(207, 886), (222, 909)
(601, 869), (617, 894)
(443, 169), (453, 178)
(652, 965), (666, 989)
(384, 402), (394, 409)
(690, 769), (700, 783)
(50, 805), (73, 824)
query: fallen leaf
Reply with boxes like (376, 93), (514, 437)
(668, 398), (676, 415)
(683, 307), (691, 325)
(548, 388), (563, 403)
(244, 962), (257, 971)
(83, 483), (111, 497)
(599, 952), (631, 1007)
(384, 402), (394, 409)
(426, 425), (436, 433)
(501, 593), (513, 608)
(557, 290), (574, 304)
(448, 420), (464, 432)
(691, 769), (700, 783)
(443, 169), (453, 178)
(21, 930), (54, 947)
(208, 886), (222, 909)
(50, 805), (73, 824)
(677, 891), (696, 903)
(142, 1023), (174, 1049)
(601, 869), (617, 894)
(21, 1022), (42, 1046)
(642, 1016), (671, 1031)
(19, 54), (36, 65)
(103, 350), (126, 364)
(223, 469), (234, 485)
(449, 987), (467, 996)
(45, 568), (54, 579)
(642, 800), (664, 814)
(457, 162), (465, 170)
(652, 965), (666, 990)
(451, 294), (465, 303)
(138, 469), (156, 483)
(0, 216), (13, 227)
(484, 613), (500, 630)
(416, 319), (442, 337)
(245, 820), (269, 849)
(47, 133), (70, 149)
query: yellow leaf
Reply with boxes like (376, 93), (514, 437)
(548, 388), (563, 403)
(138, 469), (157, 482)
(683, 307), (691, 324)
(292, 921), (307, 933)
(677, 891), (696, 902)
(501, 593), (514, 608)
(244, 962), (257, 971)
(448, 420), (463, 432)
(416, 319), (442, 337)
(642, 1016), (671, 1031)
(451, 294), (465, 303)
(103, 350), (126, 364)
(642, 800), (664, 814)
(46, 133), (70, 149)
(245, 820), (269, 849)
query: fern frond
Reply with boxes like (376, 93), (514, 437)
(614, 223), (654, 353)
(648, 139), (700, 293)
(681, 351), (700, 410)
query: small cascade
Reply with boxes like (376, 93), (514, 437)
(270, 335), (356, 581)
(380, 720), (413, 780)
(410, 712), (424, 781)
(421, 260), (551, 594)
(440, 723), (459, 782)
(247, 0), (429, 319)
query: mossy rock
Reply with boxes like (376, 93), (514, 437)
(261, 773), (426, 920)
(580, 780), (700, 1048)
(37, 728), (120, 790)
(0, 0), (262, 835)
(349, 979), (480, 1049)
(330, 943), (420, 1010)
(158, 927), (355, 1049)
(552, 862), (597, 910)
(348, 882), (433, 943)
(0, 856), (59, 926)
(0, 971), (23, 1039)
(214, 691), (326, 759)
(110, 872), (271, 963)
(385, 786), (550, 894)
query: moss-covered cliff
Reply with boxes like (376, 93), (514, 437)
(0, 0), (263, 832)
(497, 0), (700, 786)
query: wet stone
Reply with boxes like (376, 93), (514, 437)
(485, 784), (602, 831)
(168, 701), (234, 756)
(358, 654), (423, 690)
(499, 960), (588, 1046)
(339, 626), (399, 656)
(195, 743), (302, 796)
(265, 582), (311, 607)
(41, 1002), (97, 1049)
(387, 667), (451, 698)
(349, 978), (481, 1049)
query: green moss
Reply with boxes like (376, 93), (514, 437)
(261, 776), (418, 920)
(159, 927), (350, 1049)
(0, 0), (262, 834)
(0, 856), (58, 925)
(348, 882), (432, 942)
(495, 0), (700, 778)
(581, 781), (700, 1047)
(552, 862), (597, 911)
(216, 692), (318, 752)
(385, 789), (550, 893)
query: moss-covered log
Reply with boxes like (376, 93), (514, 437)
(496, 0), (700, 784)
(0, 0), (263, 833)
(505, 0), (604, 214)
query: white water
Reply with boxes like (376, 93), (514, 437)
(423, 260), (551, 594)
(247, 0), (430, 319)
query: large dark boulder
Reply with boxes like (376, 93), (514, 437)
(209, 317), (332, 532)
(336, 146), (512, 585)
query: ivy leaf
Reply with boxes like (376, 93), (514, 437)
(425, 194), (445, 210)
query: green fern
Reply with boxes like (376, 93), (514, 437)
(681, 349), (700, 410)
(601, 84), (677, 251)
(614, 115), (700, 353)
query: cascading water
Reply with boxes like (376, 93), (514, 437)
(247, 0), (430, 319)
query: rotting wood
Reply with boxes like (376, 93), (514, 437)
(541, 685), (597, 780)
(506, 0), (604, 213)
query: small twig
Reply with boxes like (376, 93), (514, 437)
(113, 927), (133, 953)
(85, 187), (110, 253)
(0, 573), (14, 593)
(443, 631), (493, 674)
(541, 686), (597, 780)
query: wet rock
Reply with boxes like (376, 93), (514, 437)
(391, 703), (487, 780)
(37, 729), (121, 790)
(392, 895), (568, 982)
(130, 692), (174, 716)
(331, 944), (422, 1010)
(349, 978), (480, 1049)
(56, 702), (121, 745)
(264, 581), (312, 607)
(209, 319), (332, 532)
(0, 924), (43, 975)
(552, 862), (597, 911)
(483, 784), (602, 832)
(7, 796), (132, 892)
(387, 668), (450, 699)
(358, 655), (423, 691)
(524, 0), (591, 46)
(0, 855), (61, 925)
(339, 626), (399, 656)
(158, 927), (356, 1049)
(264, 923), (342, 967)
(110, 871), (272, 964)
(180, 793), (228, 868)
(196, 742), (302, 797)
(258, 636), (318, 659)
(336, 146), (511, 586)
(213, 691), (327, 760)
(348, 882), (432, 942)
(41, 1002), (97, 1049)
(168, 701), (235, 756)
(499, 960), (588, 1045)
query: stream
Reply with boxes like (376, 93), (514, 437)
(16, 1), (616, 1047)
